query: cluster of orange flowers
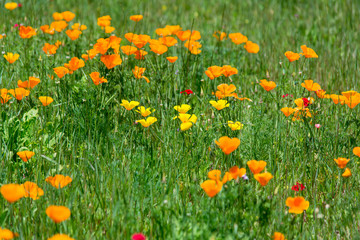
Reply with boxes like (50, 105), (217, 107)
(212, 32), (260, 54)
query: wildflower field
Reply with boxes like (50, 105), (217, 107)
(1, 0), (360, 239)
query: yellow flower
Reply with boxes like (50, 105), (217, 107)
(209, 99), (230, 110)
(174, 104), (191, 114)
(136, 117), (157, 128)
(5, 2), (18, 10)
(176, 113), (197, 131)
(227, 121), (243, 130)
(3, 53), (19, 64)
(120, 100), (139, 111)
(136, 106), (155, 117)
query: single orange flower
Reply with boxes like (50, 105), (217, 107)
(215, 136), (240, 155)
(3, 52), (19, 64)
(205, 66), (223, 80)
(53, 67), (69, 78)
(259, 79), (276, 91)
(121, 45), (138, 56)
(301, 45), (318, 58)
(129, 15), (143, 22)
(100, 54), (122, 69)
(21, 181), (44, 200)
(65, 29), (82, 40)
(334, 158), (350, 169)
(134, 50), (148, 60)
(315, 89), (330, 99)
(39, 96), (54, 106)
(64, 57), (85, 72)
(156, 27), (172, 37)
(342, 168), (352, 178)
(71, 23), (87, 31)
(46, 205), (71, 223)
(353, 147), (360, 157)
(0, 184), (25, 203)
(52, 12), (63, 21)
(40, 25), (55, 35)
(254, 172), (273, 186)
(45, 175), (72, 189)
(97, 15), (112, 27)
(165, 25), (182, 35)
(42, 43), (58, 55)
(48, 234), (75, 240)
(1, 90), (12, 104)
(8, 88), (30, 100)
(229, 166), (246, 179)
(105, 26), (115, 33)
(221, 65), (238, 77)
(61, 11), (75, 22)
(284, 51), (300, 62)
(342, 91), (360, 109)
(159, 36), (178, 47)
(273, 232), (286, 240)
(132, 66), (149, 83)
(94, 38), (111, 54)
(184, 40), (202, 52)
(286, 196), (309, 214)
(200, 180), (223, 197)
(228, 33), (248, 45)
(213, 31), (226, 41)
(50, 21), (68, 32)
(19, 26), (37, 39)
(213, 83), (238, 99)
(301, 80), (321, 92)
(0, 227), (19, 239)
(330, 94), (347, 105)
(166, 56), (178, 63)
(17, 77), (40, 89)
(281, 107), (296, 117)
(150, 44), (168, 55)
(244, 41), (259, 53)
(17, 151), (35, 162)
(90, 72), (108, 85)
(247, 160), (267, 174)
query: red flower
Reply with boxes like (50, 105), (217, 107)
(180, 89), (194, 95)
(302, 98), (310, 107)
(18, 3), (22, 7)
(132, 233), (146, 240)
(292, 182), (305, 192)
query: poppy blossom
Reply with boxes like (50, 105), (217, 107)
(215, 136), (240, 155)
(121, 45), (138, 56)
(342, 91), (360, 109)
(65, 29), (82, 40)
(301, 80), (321, 92)
(200, 179), (223, 197)
(228, 33), (248, 45)
(175, 114), (197, 131)
(166, 56), (178, 63)
(61, 11), (75, 22)
(209, 99), (230, 110)
(150, 44), (168, 55)
(213, 83), (236, 99)
(46, 205), (71, 223)
(40, 25), (55, 34)
(3, 53), (19, 64)
(105, 26), (115, 33)
(39, 96), (54, 106)
(273, 232), (286, 240)
(280, 107), (296, 117)
(42, 43), (58, 55)
(120, 100), (140, 110)
(174, 104), (191, 114)
(247, 160), (267, 174)
(134, 50), (148, 60)
(180, 89), (193, 95)
(342, 168), (351, 178)
(334, 158), (350, 169)
(0, 227), (19, 239)
(315, 89), (330, 99)
(19, 26), (36, 38)
(21, 181), (44, 200)
(48, 234), (75, 240)
(136, 106), (155, 117)
(46, 175), (72, 189)
(286, 196), (309, 214)
(156, 28), (171, 37)
(244, 41), (259, 53)
(136, 117), (158, 128)
(17, 77), (40, 89)
(5, 2), (18, 10)
(229, 166), (246, 179)
(301, 45), (318, 58)
(17, 151), (35, 162)
(1, 90), (12, 104)
(291, 182), (305, 192)
(254, 172), (273, 186)
(353, 147), (360, 157)
(97, 15), (112, 27)
(64, 57), (85, 72)
(227, 121), (243, 130)
(159, 36), (178, 47)
(90, 72), (107, 85)
(221, 65), (238, 77)
(132, 66), (149, 83)
(53, 67), (69, 78)
(330, 94), (347, 105)
(205, 66), (223, 80)
(8, 88), (30, 100)
(94, 38), (111, 54)
(52, 12), (63, 20)
(165, 25), (182, 35)
(259, 79), (276, 91)
(132, 233), (146, 240)
(0, 183), (25, 203)
(100, 54), (122, 69)
(213, 31), (226, 41)
(284, 51), (300, 62)
(50, 21), (68, 32)
(130, 15), (143, 22)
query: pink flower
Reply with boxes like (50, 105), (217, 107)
(315, 124), (321, 129)
(282, 94), (289, 98)
(132, 233), (146, 240)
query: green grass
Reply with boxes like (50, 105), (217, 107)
(1, 0), (360, 239)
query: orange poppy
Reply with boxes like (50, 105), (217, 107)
(97, 15), (112, 27)
(247, 160), (267, 174)
(0, 184), (25, 203)
(273, 232), (286, 240)
(150, 44), (168, 55)
(64, 57), (85, 72)
(48, 234), (75, 240)
(165, 25), (181, 35)
(134, 50), (148, 60)
(213, 83), (237, 99)
(176, 30), (201, 41)
(100, 54), (122, 69)
(46, 205), (71, 223)
(130, 15), (143, 22)
(184, 40), (202, 51)
(132, 66), (149, 83)
(17, 151), (35, 162)
(88, 48), (100, 59)
(39, 96), (54, 106)
(45, 174), (72, 189)
(19, 26), (36, 39)
(17, 76), (41, 89)
(105, 26), (115, 33)
(342, 91), (360, 109)
(8, 88), (30, 100)
(259, 79), (276, 91)
(50, 21), (68, 32)
(94, 38), (111, 54)
(228, 33), (248, 45)
(229, 166), (246, 179)
(1, 90), (12, 104)
(215, 136), (240, 155)
(0, 227), (19, 239)
(280, 107), (296, 117)
(301, 80), (321, 92)
(286, 196), (309, 214)
(221, 65), (238, 77)
(342, 168), (352, 178)
(200, 179), (223, 197)
(244, 41), (259, 53)
(315, 89), (330, 99)
(166, 56), (178, 63)
(3, 52), (19, 64)
(330, 94), (347, 105)
(301, 45), (318, 58)
(353, 147), (360, 157)
(42, 43), (58, 55)
(90, 72), (108, 85)
(205, 66), (223, 79)
(61, 11), (75, 22)
(254, 172), (273, 186)
(40, 25), (55, 35)
(53, 67), (70, 78)
(159, 36), (178, 47)
(108, 36), (122, 53)
(284, 51), (300, 62)
(71, 23), (87, 31)
(213, 31), (226, 41)
(65, 29), (82, 40)
(121, 45), (138, 56)
(334, 158), (350, 169)
(52, 12), (63, 21)
(155, 27), (172, 37)
(21, 181), (44, 200)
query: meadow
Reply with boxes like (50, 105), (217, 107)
(1, 0), (360, 239)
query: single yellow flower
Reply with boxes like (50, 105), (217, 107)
(136, 106), (155, 117)
(136, 117), (157, 128)
(3, 53), (19, 64)
(176, 113), (197, 131)
(120, 100), (140, 110)
(209, 99), (230, 110)
(174, 104), (191, 114)
(227, 121), (243, 130)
